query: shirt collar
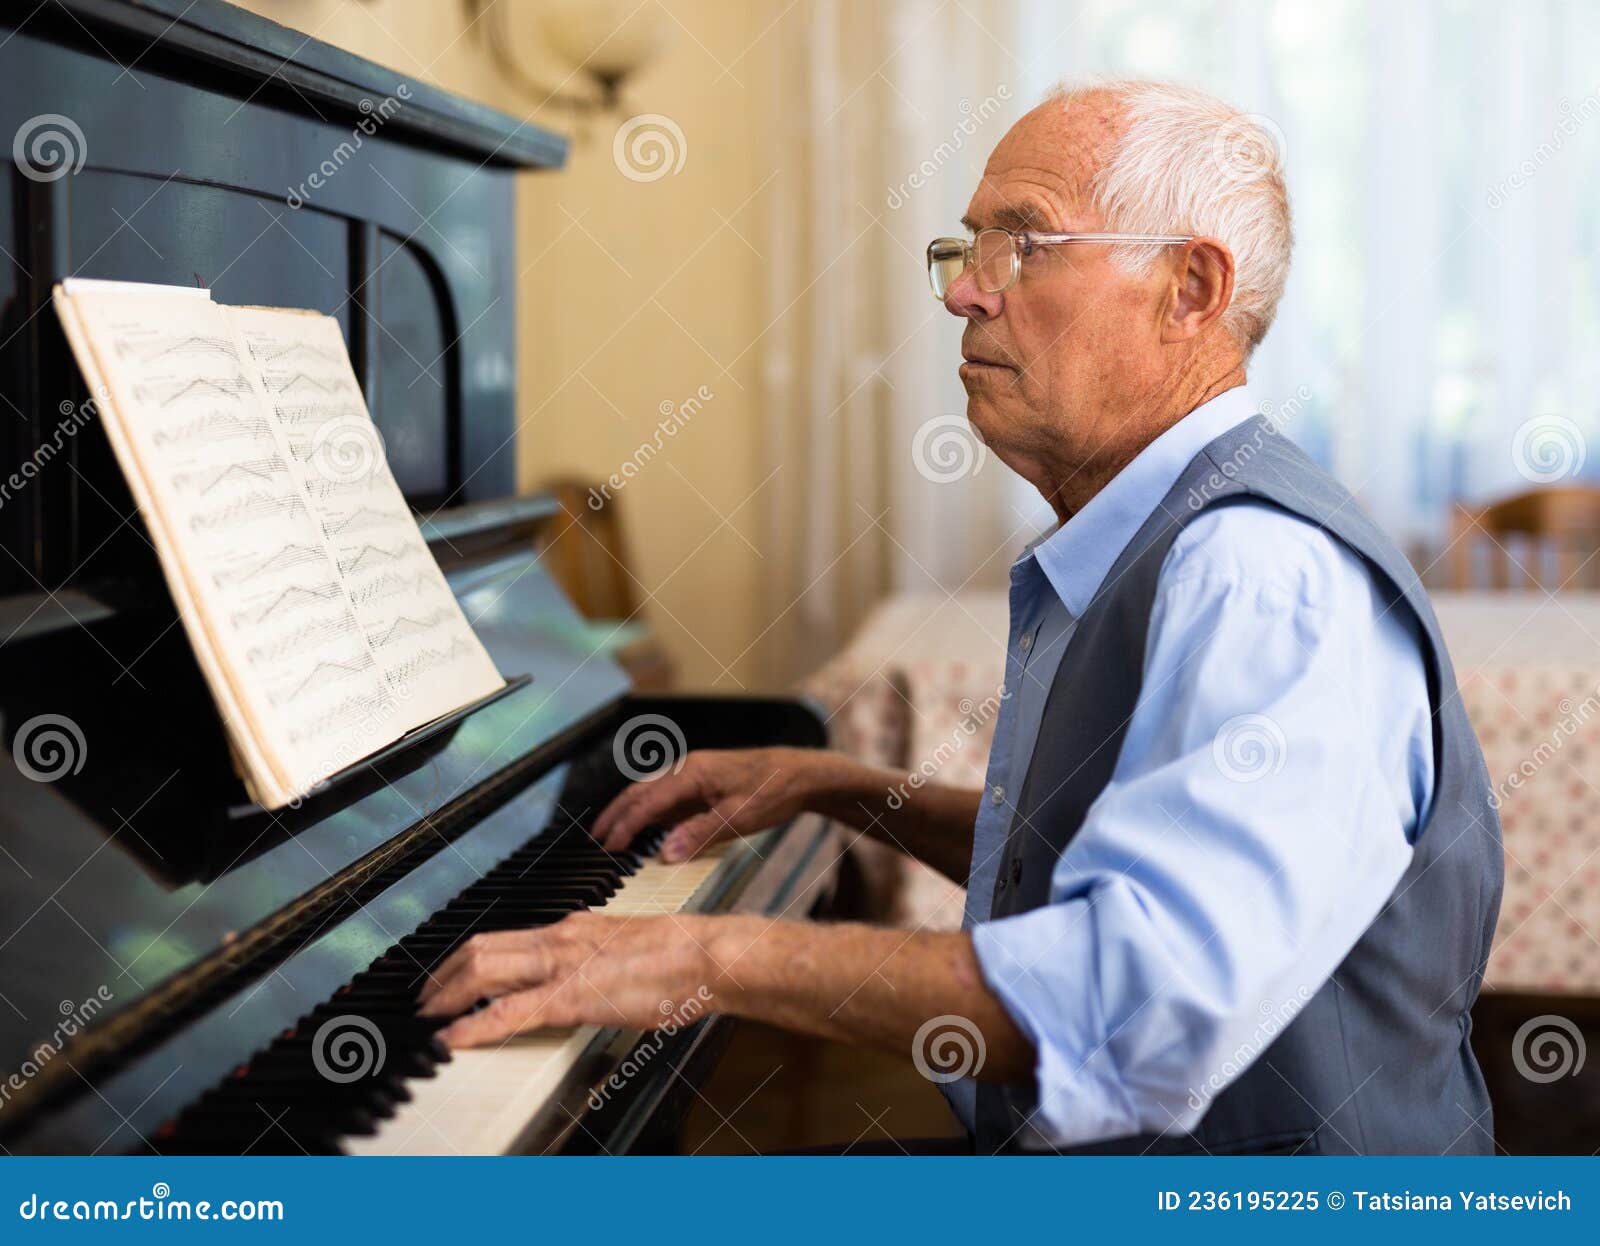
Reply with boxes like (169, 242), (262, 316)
(1030, 385), (1259, 615)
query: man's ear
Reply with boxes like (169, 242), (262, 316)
(1162, 237), (1235, 343)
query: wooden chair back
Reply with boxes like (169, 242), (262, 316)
(1449, 487), (1600, 590)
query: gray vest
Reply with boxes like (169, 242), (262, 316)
(974, 413), (1503, 1155)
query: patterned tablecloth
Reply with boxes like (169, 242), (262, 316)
(801, 589), (1600, 994)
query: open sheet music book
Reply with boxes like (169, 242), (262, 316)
(53, 278), (505, 811)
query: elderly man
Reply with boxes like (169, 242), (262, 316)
(418, 80), (1503, 1155)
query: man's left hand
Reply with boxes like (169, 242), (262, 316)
(415, 912), (722, 1047)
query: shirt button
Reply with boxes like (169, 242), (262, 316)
(990, 785), (1005, 805)
(1011, 857), (1023, 884)
(1019, 632), (1033, 653)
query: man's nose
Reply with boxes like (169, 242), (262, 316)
(942, 266), (1003, 321)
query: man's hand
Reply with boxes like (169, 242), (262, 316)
(415, 912), (718, 1047)
(592, 746), (820, 861)
(414, 910), (1035, 1082)
(593, 746), (982, 883)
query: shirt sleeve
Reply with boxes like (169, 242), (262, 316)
(969, 502), (1434, 1149)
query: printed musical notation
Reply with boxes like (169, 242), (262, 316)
(233, 308), (502, 733)
(54, 285), (503, 809)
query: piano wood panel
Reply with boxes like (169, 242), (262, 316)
(0, 0), (563, 592)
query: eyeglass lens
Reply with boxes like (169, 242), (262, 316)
(927, 229), (1018, 298)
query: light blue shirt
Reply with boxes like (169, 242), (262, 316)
(955, 386), (1435, 1149)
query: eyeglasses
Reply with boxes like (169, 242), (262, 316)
(926, 227), (1195, 300)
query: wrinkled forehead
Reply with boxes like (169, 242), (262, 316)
(962, 94), (1124, 233)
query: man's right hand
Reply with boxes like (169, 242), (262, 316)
(591, 746), (825, 862)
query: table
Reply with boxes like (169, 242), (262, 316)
(802, 589), (1600, 994)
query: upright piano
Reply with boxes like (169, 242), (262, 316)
(0, 0), (839, 1155)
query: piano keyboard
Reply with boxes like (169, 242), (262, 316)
(157, 822), (731, 1155)
(347, 845), (729, 1156)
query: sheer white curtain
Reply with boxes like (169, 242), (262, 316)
(759, 0), (1600, 684)
(755, 0), (1030, 684)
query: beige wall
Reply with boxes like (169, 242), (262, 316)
(231, 0), (782, 689)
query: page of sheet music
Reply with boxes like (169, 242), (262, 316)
(230, 306), (503, 759)
(59, 291), (403, 802)
(56, 288), (503, 807)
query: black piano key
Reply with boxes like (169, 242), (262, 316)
(329, 988), (429, 1007)
(438, 898), (587, 917)
(188, 1094), (380, 1138)
(235, 1066), (413, 1104)
(428, 909), (576, 929)
(453, 883), (610, 905)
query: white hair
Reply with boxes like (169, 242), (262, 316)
(1047, 79), (1293, 355)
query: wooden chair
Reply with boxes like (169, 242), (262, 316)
(1448, 487), (1600, 590)
(537, 477), (677, 690)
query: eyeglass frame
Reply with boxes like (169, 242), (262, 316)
(926, 227), (1196, 300)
